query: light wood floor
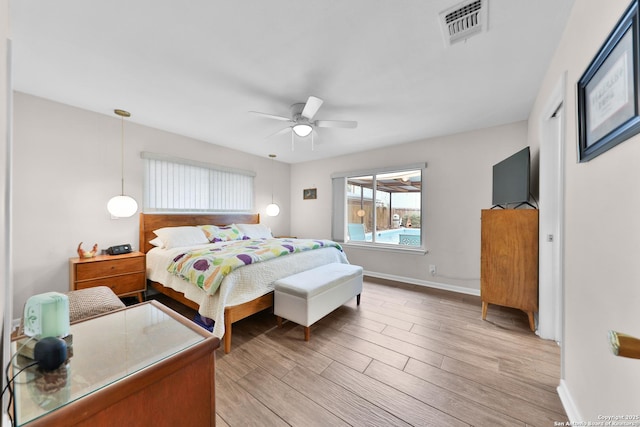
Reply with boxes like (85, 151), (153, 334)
(156, 277), (566, 426)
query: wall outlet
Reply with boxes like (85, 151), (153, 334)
(429, 265), (436, 276)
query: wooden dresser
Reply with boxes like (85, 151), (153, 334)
(12, 301), (220, 426)
(69, 252), (146, 302)
(480, 209), (539, 331)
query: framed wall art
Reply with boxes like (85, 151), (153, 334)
(577, 0), (640, 162)
(303, 188), (317, 200)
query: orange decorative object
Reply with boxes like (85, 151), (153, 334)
(77, 242), (98, 258)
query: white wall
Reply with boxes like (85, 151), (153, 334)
(11, 92), (291, 315)
(529, 0), (640, 420)
(290, 122), (528, 294)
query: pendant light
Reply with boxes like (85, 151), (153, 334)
(266, 154), (280, 217)
(107, 109), (138, 218)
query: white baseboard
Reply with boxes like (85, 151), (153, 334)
(557, 379), (582, 423)
(363, 270), (481, 296)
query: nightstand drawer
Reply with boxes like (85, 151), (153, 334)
(75, 272), (146, 295)
(70, 252), (146, 303)
(76, 257), (145, 281)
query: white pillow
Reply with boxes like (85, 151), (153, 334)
(153, 226), (209, 249)
(149, 237), (163, 247)
(236, 223), (273, 239)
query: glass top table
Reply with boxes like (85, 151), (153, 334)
(11, 301), (210, 426)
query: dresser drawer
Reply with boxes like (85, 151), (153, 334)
(75, 257), (145, 281)
(75, 272), (146, 295)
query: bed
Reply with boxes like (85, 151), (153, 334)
(139, 212), (348, 353)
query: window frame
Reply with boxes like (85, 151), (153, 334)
(332, 162), (427, 254)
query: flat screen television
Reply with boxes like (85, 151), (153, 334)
(492, 147), (530, 208)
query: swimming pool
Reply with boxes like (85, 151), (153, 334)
(364, 227), (421, 245)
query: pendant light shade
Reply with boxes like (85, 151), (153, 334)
(107, 109), (138, 218)
(107, 195), (138, 218)
(266, 203), (280, 217)
(266, 154), (280, 217)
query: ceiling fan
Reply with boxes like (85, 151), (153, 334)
(250, 96), (357, 150)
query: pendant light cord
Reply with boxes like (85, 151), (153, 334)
(270, 154), (275, 203)
(114, 109), (131, 196)
(120, 115), (125, 196)
(266, 154), (279, 217)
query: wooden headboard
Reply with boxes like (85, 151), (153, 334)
(139, 213), (260, 254)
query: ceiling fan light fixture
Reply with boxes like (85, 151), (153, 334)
(292, 124), (313, 137)
(251, 96), (357, 148)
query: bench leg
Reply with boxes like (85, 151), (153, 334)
(276, 316), (283, 328)
(304, 326), (310, 341)
(357, 293), (361, 306)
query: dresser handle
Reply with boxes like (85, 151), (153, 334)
(609, 331), (640, 359)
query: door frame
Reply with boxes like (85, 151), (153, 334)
(537, 72), (566, 353)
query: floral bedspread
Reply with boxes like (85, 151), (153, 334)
(167, 238), (343, 295)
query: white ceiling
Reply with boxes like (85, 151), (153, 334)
(10, 0), (575, 164)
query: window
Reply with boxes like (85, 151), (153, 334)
(332, 163), (425, 248)
(142, 152), (255, 212)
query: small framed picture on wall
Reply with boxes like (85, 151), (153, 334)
(303, 188), (317, 200)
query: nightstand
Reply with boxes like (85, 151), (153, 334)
(12, 301), (219, 426)
(70, 252), (146, 303)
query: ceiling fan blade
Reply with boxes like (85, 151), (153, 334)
(301, 96), (323, 120)
(264, 127), (292, 140)
(315, 120), (358, 129)
(249, 111), (291, 122)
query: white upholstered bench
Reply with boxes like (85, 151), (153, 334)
(274, 263), (363, 341)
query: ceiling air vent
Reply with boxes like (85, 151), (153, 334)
(439, 0), (488, 46)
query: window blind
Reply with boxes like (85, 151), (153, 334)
(142, 152), (254, 212)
